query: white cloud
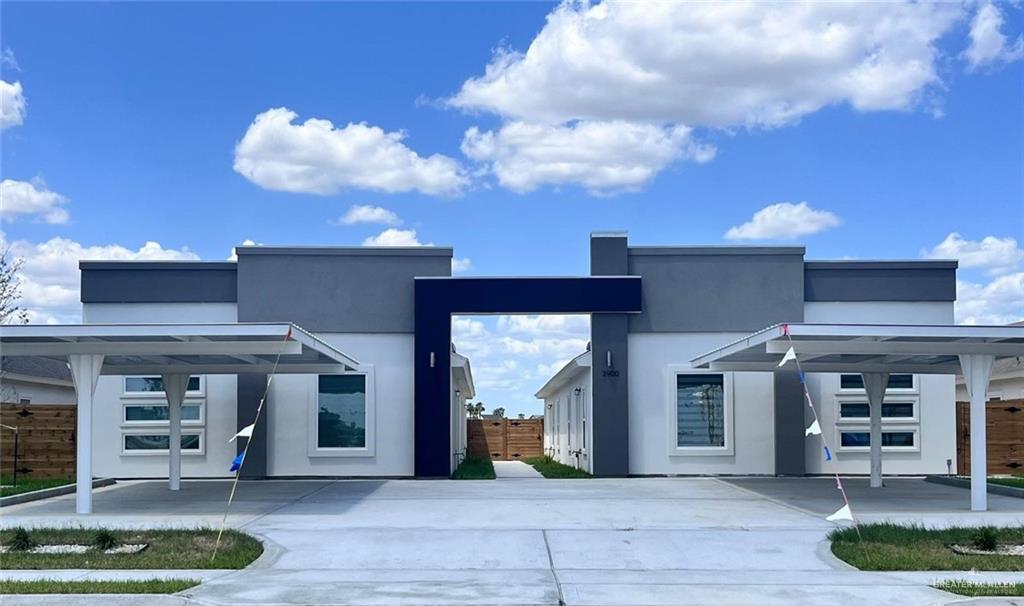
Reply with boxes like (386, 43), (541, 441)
(725, 202), (840, 241)
(0, 80), (27, 130)
(0, 179), (69, 224)
(956, 273), (1024, 325)
(452, 257), (472, 273)
(333, 204), (403, 226)
(233, 107), (468, 196)
(461, 121), (714, 193)
(227, 239), (259, 261)
(2, 236), (198, 324)
(450, 2), (962, 128)
(923, 232), (1023, 276)
(362, 228), (429, 247)
(965, 1), (1024, 70)
(497, 314), (590, 338)
(2, 49), (20, 72)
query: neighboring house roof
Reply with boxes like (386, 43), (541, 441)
(0, 356), (73, 385)
(535, 350), (592, 399)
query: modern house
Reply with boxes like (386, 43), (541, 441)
(535, 234), (960, 477)
(4, 232), (966, 485)
(0, 356), (76, 405)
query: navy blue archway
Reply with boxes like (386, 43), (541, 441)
(414, 276), (642, 477)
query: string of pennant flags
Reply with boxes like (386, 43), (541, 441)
(211, 329), (290, 561)
(779, 325), (860, 535)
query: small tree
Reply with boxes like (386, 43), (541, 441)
(0, 247), (29, 325)
(517, 413), (526, 420)
(492, 407), (505, 419)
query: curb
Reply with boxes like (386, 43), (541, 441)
(925, 476), (1024, 499)
(0, 479), (116, 508)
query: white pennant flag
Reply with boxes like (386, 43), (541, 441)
(777, 346), (797, 367)
(826, 504), (854, 522)
(805, 420), (822, 436)
(229, 423), (255, 443)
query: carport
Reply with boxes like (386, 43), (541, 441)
(0, 323), (360, 514)
(690, 322), (1024, 511)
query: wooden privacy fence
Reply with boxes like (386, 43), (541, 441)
(467, 418), (543, 461)
(1, 404), (76, 478)
(956, 399), (1024, 475)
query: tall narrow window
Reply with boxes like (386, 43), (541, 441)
(676, 374), (725, 448)
(317, 375), (367, 449)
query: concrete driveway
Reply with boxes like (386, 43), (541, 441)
(2, 477), (1023, 605)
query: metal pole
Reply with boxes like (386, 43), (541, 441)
(12, 429), (18, 488)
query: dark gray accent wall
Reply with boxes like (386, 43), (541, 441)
(237, 373), (268, 478)
(235, 247), (452, 332)
(627, 247), (806, 332)
(80, 262), (237, 303)
(804, 261), (957, 302)
(590, 233), (631, 476)
(773, 373), (806, 476)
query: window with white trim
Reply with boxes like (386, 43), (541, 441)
(124, 403), (203, 424)
(838, 429), (917, 450)
(839, 374), (914, 391)
(123, 375), (203, 396)
(122, 431), (204, 455)
(668, 368), (733, 455)
(309, 368), (375, 457)
(837, 400), (916, 421)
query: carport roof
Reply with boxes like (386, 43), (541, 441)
(0, 322), (360, 375)
(690, 323), (1024, 375)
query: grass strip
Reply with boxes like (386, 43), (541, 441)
(524, 456), (591, 478)
(934, 580), (1024, 597)
(0, 528), (262, 570)
(451, 457), (496, 479)
(0, 477), (75, 498)
(829, 523), (1024, 571)
(989, 476), (1024, 490)
(0, 578), (199, 594)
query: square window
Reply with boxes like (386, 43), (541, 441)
(676, 374), (725, 448)
(317, 375), (367, 449)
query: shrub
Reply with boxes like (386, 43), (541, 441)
(972, 527), (999, 552)
(92, 529), (120, 551)
(7, 528), (36, 552)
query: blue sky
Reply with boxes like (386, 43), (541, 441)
(2, 2), (1022, 416)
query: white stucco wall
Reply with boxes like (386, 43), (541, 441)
(628, 333), (776, 476)
(265, 333), (415, 477)
(541, 368), (591, 471)
(803, 301), (957, 476)
(84, 302), (239, 479)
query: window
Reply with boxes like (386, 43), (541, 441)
(676, 374), (725, 448)
(124, 404), (202, 423)
(838, 401), (915, 420)
(839, 374), (914, 390)
(123, 432), (203, 454)
(18, 397), (30, 405)
(839, 430), (916, 449)
(315, 373), (369, 451)
(123, 376), (203, 396)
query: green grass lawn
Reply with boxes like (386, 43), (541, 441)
(0, 579), (199, 594)
(0, 528), (262, 569)
(934, 580), (1024, 597)
(989, 476), (1024, 490)
(451, 457), (496, 479)
(524, 456), (591, 478)
(0, 476), (74, 498)
(830, 523), (1024, 571)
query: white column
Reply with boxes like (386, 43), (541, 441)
(862, 372), (889, 489)
(960, 354), (995, 512)
(162, 374), (190, 492)
(68, 354), (104, 515)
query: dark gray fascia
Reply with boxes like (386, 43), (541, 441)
(629, 246), (805, 256)
(804, 260), (958, 302)
(80, 263), (238, 303)
(236, 246), (452, 257)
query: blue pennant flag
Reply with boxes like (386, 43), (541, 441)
(230, 451), (245, 473)
(798, 371), (806, 385)
(824, 446), (833, 462)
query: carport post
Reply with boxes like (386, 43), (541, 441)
(959, 354), (995, 512)
(68, 354), (104, 515)
(862, 373), (889, 489)
(162, 374), (190, 492)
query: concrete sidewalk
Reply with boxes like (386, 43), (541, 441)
(493, 460), (544, 479)
(2, 478), (1022, 605)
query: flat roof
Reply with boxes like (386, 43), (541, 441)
(0, 323), (361, 375)
(690, 323), (1024, 375)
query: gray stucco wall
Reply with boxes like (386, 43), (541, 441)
(235, 247), (452, 332)
(80, 262), (237, 303)
(773, 373), (806, 476)
(627, 247), (806, 332)
(804, 261), (957, 302)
